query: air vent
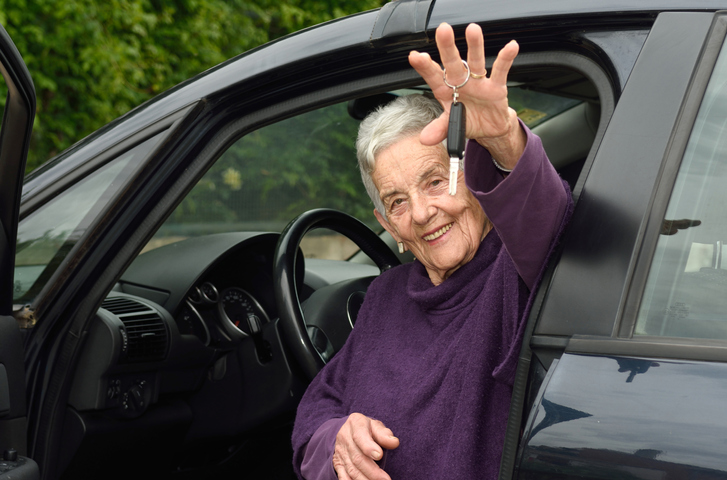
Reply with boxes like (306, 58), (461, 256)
(102, 297), (169, 363)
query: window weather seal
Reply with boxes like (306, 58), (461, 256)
(567, 335), (727, 362)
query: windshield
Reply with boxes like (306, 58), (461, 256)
(14, 134), (162, 302)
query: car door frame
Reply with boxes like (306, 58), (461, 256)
(0, 20), (38, 479)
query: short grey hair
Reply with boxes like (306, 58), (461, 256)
(356, 94), (444, 217)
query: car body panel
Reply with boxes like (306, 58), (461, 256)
(518, 353), (727, 478)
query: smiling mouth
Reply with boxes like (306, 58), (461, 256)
(423, 223), (453, 241)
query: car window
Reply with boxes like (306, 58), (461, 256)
(147, 101), (376, 260)
(635, 36), (727, 339)
(14, 133), (163, 302)
(148, 89), (582, 260)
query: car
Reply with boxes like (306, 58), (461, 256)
(2, 0), (727, 479)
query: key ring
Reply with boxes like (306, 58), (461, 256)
(443, 60), (470, 90)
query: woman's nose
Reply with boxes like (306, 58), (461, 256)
(410, 194), (436, 225)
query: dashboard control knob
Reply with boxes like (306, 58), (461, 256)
(3, 449), (17, 462)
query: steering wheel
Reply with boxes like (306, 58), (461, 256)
(273, 209), (400, 380)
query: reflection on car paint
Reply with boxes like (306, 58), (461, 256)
(519, 353), (727, 478)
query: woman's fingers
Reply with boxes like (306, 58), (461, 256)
(436, 23), (469, 87)
(333, 414), (395, 480)
(465, 23), (486, 78)
(371, 420), (400, 450)
(408, 50), (450, 145)
(419, 116), (449, 146)
(489, 40), (518, 86)
(411, 23), (520, 144)
(408, 51), (443, 90)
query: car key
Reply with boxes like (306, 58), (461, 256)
(447, 99), (466, 195)
(442, 60), (470, 195)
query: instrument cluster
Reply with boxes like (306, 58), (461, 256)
(176, 280), (271, 346)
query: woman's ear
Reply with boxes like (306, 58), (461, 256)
(374, 209), (399, 242)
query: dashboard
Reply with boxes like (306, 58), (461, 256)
(62, 231), (380, 475)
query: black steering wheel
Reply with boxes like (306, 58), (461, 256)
(273, 209), (400, 380)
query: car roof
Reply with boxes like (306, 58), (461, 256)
(22, 0), (727, 199)
(430, 0), (727, 26)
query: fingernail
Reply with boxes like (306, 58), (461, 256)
(372, 450), (382, 460)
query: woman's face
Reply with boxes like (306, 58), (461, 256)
(372, 135), (489, 286)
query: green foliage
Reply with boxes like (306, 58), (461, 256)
(164, 100), (377, 236)
(0, 0), (386, 172)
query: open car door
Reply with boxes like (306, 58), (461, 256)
(0, 23), (39, 479)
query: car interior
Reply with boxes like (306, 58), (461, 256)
(14, 57), (612, 479)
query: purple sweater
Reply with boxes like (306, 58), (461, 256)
(292, 126), (572, 480)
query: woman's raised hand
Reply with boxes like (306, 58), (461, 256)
(332, 413), (399, 480)
(409, 23), (526, 169)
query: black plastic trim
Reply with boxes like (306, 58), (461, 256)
(370, 0), (433, 47)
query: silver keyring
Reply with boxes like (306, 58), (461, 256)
(443, 60), (471, 89)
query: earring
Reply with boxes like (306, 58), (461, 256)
(397, 242), (405, 254)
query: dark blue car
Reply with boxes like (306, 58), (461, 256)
(1, 1), (727, 478)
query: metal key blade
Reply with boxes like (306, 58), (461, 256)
(449, 156), (459, 195)
(447, 101), (466, 195)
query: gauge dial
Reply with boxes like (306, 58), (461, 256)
(218, 287), (269, 336)
(200, 282), (219, 303)
(188, 286), (203, 304)
(176, 301), (210, 346)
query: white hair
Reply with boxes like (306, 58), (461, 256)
(356, 95), (445, 217)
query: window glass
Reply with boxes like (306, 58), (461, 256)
(147, 101), (377, 259)
(635, 38), (727, 338)
(148, 89), (583, 259)
(14, 133), (162, 301)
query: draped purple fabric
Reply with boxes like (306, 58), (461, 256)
(292, 126), (572, 480)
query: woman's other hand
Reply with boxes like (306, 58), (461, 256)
(409, 23), (526, 170)
(332, 413), (399, 480)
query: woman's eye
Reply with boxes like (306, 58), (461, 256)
(431, 180), (441, 187)
(389, 198), (405, 213)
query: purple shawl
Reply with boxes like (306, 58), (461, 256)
(292, 127), (572, 479)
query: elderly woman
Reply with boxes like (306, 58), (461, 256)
(292, 23), (572, 480)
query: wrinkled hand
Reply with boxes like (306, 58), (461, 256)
(409, 23), (525, 168)
(332, 413), (399, 480)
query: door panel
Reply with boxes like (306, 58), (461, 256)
(0, 317), (27, 448)
(0, 316), (39, 479)
(517, 353), (727, 478)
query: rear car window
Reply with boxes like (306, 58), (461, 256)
(635, 36), (727, 339)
